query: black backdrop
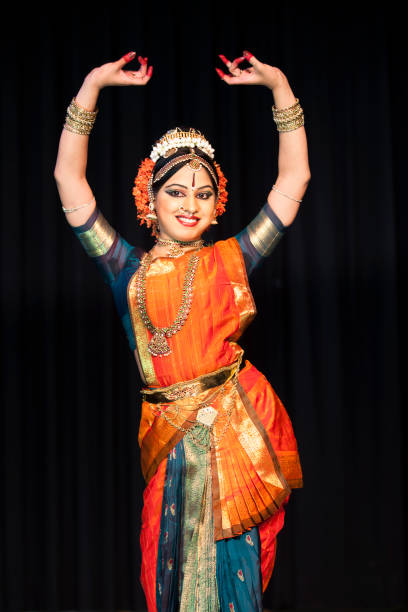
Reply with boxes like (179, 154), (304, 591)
(1, 4), (406, 610)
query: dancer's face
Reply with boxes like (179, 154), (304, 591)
(154, 164), (217, 242)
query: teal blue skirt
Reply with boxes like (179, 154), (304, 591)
(156, 424), (263, 611)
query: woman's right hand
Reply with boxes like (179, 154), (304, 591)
(84, 51), (153, 91)
(55, 51), (153, 228)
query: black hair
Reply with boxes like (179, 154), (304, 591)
(152, 147), (218, 197)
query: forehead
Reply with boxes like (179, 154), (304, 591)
(162, 163), (213, 188)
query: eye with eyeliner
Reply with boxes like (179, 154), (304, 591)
(165, 189), (185, 198)
(165, 189), (214, 199)
(197, 191), (213, 199)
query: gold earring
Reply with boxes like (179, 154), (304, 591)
(146, 201), (158, 221)
(146, 174), (157, 220)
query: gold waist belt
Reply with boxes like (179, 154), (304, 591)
(140, 358), (243, 404)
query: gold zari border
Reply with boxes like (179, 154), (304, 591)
(127, 268), (158, 387)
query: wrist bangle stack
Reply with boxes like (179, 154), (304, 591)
(272, 98), (304, 132)
(64, 97), (98, 135)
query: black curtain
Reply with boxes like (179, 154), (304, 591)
(1, 4), (406, 610)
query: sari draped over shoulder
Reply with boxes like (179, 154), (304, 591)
(70, 203), (303, 612)
(127, 237), (302, 610)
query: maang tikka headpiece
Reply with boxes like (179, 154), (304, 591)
(133, 128), (228, 234)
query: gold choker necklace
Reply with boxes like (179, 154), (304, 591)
(155, 237), (204, 258)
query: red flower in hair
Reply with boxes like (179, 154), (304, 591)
(132, 157), (155, 230)
(214, 161), (228, 217)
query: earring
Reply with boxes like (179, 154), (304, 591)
(146, 202), (158, 221)
(211, 216), (218, 225)
(146, 173), (158, 220)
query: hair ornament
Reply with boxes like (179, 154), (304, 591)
(153, 153), (218, 188)
(214, 161), (228, 217)
(150, 127), (215, 162)
(132, 157), (156, 230)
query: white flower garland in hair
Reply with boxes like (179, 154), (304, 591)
(150, 128), (215, 162)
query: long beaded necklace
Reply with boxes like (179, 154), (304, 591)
(136, 246), (203, 357)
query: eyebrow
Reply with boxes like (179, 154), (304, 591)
(165, 183), (214, 190)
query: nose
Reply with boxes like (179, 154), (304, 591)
(183, 192), (198, 214)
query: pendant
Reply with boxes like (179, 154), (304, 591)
(148, 331), (171, 357)
(166, 243), (185, 258)
(196, 405), (218, 426)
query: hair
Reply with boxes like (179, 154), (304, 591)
(152, 146), (219, 197)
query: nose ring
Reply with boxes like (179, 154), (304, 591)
(178, 205), (197, 216)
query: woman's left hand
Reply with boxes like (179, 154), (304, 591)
(216, 51), (287, 91)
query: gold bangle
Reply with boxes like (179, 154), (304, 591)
(64, 97), (98, 135)
(272, 98), (305, 132)
(272, 184), (302, 203)
(69, 97), (98, 118)
(67, 108), (95, 125)
(275, 115), (305, 132)
(272, 98), (300, 116)
(64, 117), (93, 135)
(274, 107), (303, 122)
(62, 196), (96, 214)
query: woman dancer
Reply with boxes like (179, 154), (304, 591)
(54, 50), (310, 612)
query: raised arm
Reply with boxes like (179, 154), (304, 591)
(216, 51), (310, 228)
(54, 52), (153, 227)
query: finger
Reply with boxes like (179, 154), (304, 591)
(218, 54), (231, 67)
(138, 65), (153, 82)
(218, 54), (241, 76)
(230, 56), (245, 69)
(124, 64), (153, 85)
(118, 51), (136, 67)
(215, 67), (227, 80)
(216, 67), (259, 86)
(123, 70), (142, 79)
(215, 68), (236, 85)
(243, 50), (262, 70)
(138, 56), (148, 77)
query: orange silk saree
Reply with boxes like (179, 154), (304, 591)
(126, 237), (303, 609)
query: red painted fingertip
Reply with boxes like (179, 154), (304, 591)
(122, 51), (136, 62)
(138, 55), (148, 65)
(243, 50), (254, 60)
(235, 56), (245, 65)
(147, 65), (153, 77)
(215, 67), (226, 79)
(218, 54), (229, 65)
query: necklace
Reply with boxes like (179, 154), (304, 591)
(155, 237), (204, 258)
(136, 248), (203, 356)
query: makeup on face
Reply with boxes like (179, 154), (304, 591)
(155, 166), (217, 241)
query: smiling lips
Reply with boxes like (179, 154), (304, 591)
(176, 214), (200, 227)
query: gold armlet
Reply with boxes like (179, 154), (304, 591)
(76, 210), (116, 257)
(247, 208), (283, 257)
